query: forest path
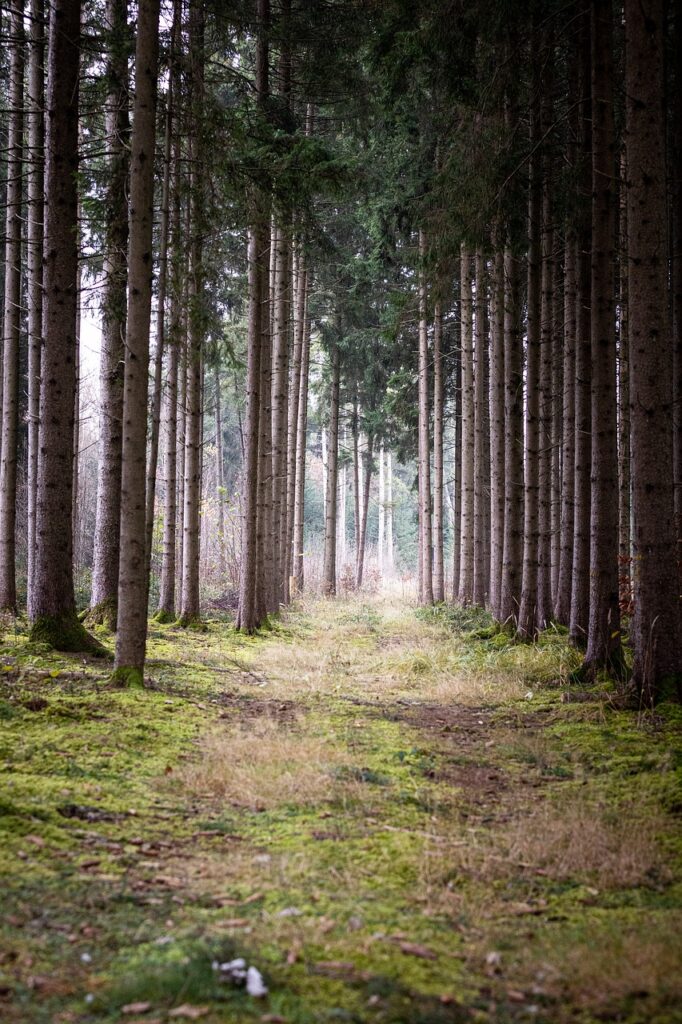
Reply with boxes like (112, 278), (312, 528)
(1, 594), (681, 1023)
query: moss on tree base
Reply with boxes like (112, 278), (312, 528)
(108, 665), (145, 688)
(153, 608), (176, 625)
(29, 613), (107, 656)
(86, 598), (118, 632)
(176, 615), (207, 632)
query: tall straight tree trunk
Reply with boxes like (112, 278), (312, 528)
(30, 0), (96, 651)
(293, 277), (310, 592)
(237, 0), (269, 632)
(489, 244), (505, 618)
(555, 227), (577, 624)
(256, 226), (274, 619)
(518, 58), (543, 641)
(584, 0), (623, 676)
(145, 26), (176, 597)
(339, 429), (348, 568)
(432, 302), (445, 601)
(451, 337), (462, 598)
(0, 4), (25, 612)
(473, 249), (488, 606)
(158, 17), (183, 621)
(322, 340), (340, 595)
(550, 229), (564, 602)
(214, 362), (227, 574)
(625, 0), (682, 699)
(175, 312), (188, 607)
(618, 149), (631, 612)
(378, 444), (385, 573)
(570, 4), (592, 649)
(26, 0), (45, 606)
(458, 244), (474, 603)
(537, 146), (554, 630)
(386, 451), (394, 573)
(271, 222), (290, 604)
(285, 249), (305, 591)
(671, 0), (682, 592)
(499, 247), (524, 626)
(356, 434), (374, 590)
(180, 0), (205, 625)
(352, 397), (361, 582)
(418, 230), (433, 604)
(113, 0), (161, 680)
(91, 0), (130, 628)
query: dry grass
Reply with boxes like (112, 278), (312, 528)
(419, 796), (669, 911)
(508, 916), (682, 1018)
(176, 716), (350, 811)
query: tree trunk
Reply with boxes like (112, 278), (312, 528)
(145, 34), (176, 599)
(30, 0), (96, 652)
(256, 221), (273, 619)
(458, 244), (474, 603)
(285, 248), (305, 592)
(618, 148), (631, 615)
(489, 244), (505, 619)
(583, 0), (623, 677)
(26, 0), (45, 607)
(537, 143), (554, 630)
(518, 59), (542, 641)
(113, 0), (162, 681)
(451, 332), (462, 599)
(237, 0), (269, 632)
(91, 0), (130, 628)
(180, 0), (205, 625)
(271, 221), (290, 604)
(499, 247), (524, 626)
(356, 434), (374, 590)
(671, 0), (682, 597)
(215, 362), (227, 575)
(473, 249), (488, 607)
(418, 229), (433, 604)
(554, 226), (577, 624)
(353, 397), (361, 582)
(569, 4), (592, 649)
(293, 275), (310, 592)
(386, 451), (394, 573)
(625, 0), (682, 699)
(378, 444), (385, 574)
(322, 340), (340, 595)
(432, 300), (445, 602)
(0, 4), (25, 612)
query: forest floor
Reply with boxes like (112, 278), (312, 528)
(1, 593), (682, 1024)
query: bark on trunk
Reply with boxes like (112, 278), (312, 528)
(489, 245), (505, 619)
(554, 227), (577, 624)
(418, 229), (433, 604)
(293, 277), (310, 592)
(30, 0), (97, 652)
(91, 0), (130, 628)
(458, 245), (474, 603)
(499, 248), (524, 626)
(473, 249), (488, 607)
(26, 0), (45, 607)
(356, 434), (374, 590)
(322, 340), (340, 595)
(584, 0), (623, 676)
(625, 0), (682, 699)
(518, 61), (543, 640)
(179, 0), (205, 625)
(537, 147), (554, 630)
(0, 5), (25, 612)
(113, 0), (161, 680)
(432, 301), (445, 602)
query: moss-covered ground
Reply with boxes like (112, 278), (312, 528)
(1, 594), (681, 1024)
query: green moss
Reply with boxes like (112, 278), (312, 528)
(153, 608), (176, 624)
(109, 664), (145, 688)
(85, 598), (117, 631)
(29, 612), (107, 656)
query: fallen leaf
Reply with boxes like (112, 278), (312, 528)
(122, 1003), (152, 1015)
(25, 835), (46, 848)
(286, 940), (301, 965)
(261, 1016), (287, 1023)
(168, 1006), (210, 1020)
(507, 989), (526, 1003)
(219, 918), (250, 928)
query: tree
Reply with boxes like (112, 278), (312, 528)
(29, 0), (98, 652)
(488, 245), (505, 618)
(499, 248), (523, 626)
(113, 0), (162, 682)
(625, 0), (682, 699)
(0, 3), (25, 611)
(322, 338), (341, 595)
(458, 245), (474, 603)
(90, 0), (130, 628)
(417, 230), (433, 604)
(583, 0), (623, 677)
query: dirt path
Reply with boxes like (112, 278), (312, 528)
(1, 594), (681, 1023)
